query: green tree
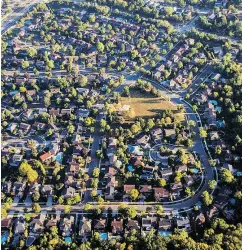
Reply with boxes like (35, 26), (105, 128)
(32, 203), (41, 213)
(92, 168), (100, 178)
(208, 180), (217, 190)
(127, 207), (137, 218)
(202, 191), (213, 206)
(220, 168), (234, 183)
(21, 60), (29, 69)
(129, 189), (139, 201)
(158, 178), (166, 187)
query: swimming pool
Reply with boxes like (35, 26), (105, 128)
(55, 152), (63, 163)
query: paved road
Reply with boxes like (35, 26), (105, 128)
(1, 0), (44, 34)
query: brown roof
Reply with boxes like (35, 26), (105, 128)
(139, 185), (152, 193)
(124, 185), (135, 193)
(111, 219), (123, 232)
(1, 218), (12, 229)
(40, 152), (52, 162)
(154, 187), (169, 198)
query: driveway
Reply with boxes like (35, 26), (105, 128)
(46, 195), (52, 207)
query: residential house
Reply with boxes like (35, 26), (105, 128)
(79, 217), (92, 239)
(158, 218), (172, 231)
(123, 185), (135, 194)
(14, 217), (25, 235)
(12, 181), (26, 198)
(142, 217), (157, 231)
(10, 154), (23, 167)
(60, 216), (75, 236)
(136, 135), (150, 148)
(126, 219), (140, 232)
(40, 185), (53, 196)
(39, 152), (53, 162)
(1, 218), (12, 230)
(2, 181), (12, 194)
(139, 185), (152, 198)
(29, 214), (46, 233)
(111, 219), (123, 235)
(160, 168), (173, 180)
(153, 187), (170, 201)
(61, 187), (76, 199)
(184, 175), (194, 187)
(94, 219), (106, 232)
(174, 217), (191, 232)
(19, 123), (31, 134)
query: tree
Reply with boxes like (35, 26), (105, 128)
(27, 48), (37, 58)
(208, 180), (217, 190)
(64, 205), (71, 214)
(199, 128), (207, 138)
(32, 203), (41, 213)
(202, 191), (213, 206)
(21, 60), (29, 69)
(97, 42), (104, 53)
(220, 168), (234, 183)
(91, 190), (97, 198)
(158, 178), (166, 187)
(84, 203), (93, 211)
(127, 207), (137, 218)
(92, 168), (100, 178)
(129, 189), (139, 201)
(32, 191), (40, 202)
(155, 205), (164, 215)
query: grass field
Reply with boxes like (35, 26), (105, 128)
(121, 88), (182, 120)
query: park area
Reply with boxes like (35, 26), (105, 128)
(121, 88), (183, 121)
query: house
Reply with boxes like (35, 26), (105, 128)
(41, 185), (53, 196)
(142, 217), (157, 231)
(184, 175), (194, 187)
(158, 218), (172, 231)
(61, 187), (76, 199)
(77, 109), (90, 118)
(45, 216), (60, 229)
(136, 135), (150, 148)
(160, 169), (173, 179)
(142, 165), (158, 175)
(170, 182), (183, 194)
(105, 186), (115, 201)
(164, 129), (176, 140)
(214, 187), (232, 210)
(2, 181), (12, 194)
(126, 219), (140, 232)
(14, 217), (25, 234)
(7, 123), (18, 133)
(206, 206), (219, 223)
(23, 109), (33, 120)
(139, 185), (152, 197)
(94, 219), (106, 232)
(69, 162), (80, 174)
(29, 214), (45, 233)
(79, 217), (92, 239)
(10, 154), (23, 167)
(60, 216), (75, 236)
(175, 217), (191, 232)
(191, 212), (206, 227)
(1, 218), (12, 230)
(19, 123), (31, 134)
(12, 181), (26, 198)
(153, 187), (170, 201)
(124, 185), (135, 194)
(210, 131), (220, 141)
(150, 128), (163, 140)
(111, 219), (123, 235)
(176, 165), (187, 173)
(39, 152), (53, 162)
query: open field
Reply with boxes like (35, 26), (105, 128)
(121, 88), (183, 120)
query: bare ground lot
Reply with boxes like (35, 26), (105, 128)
(121, 88), (184, 121)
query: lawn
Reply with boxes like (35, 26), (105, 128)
(121, 88), (183, 121)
